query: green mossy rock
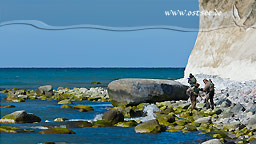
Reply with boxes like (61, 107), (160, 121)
(39, 127), (75, 134)
(90, 82), (101, 84)
(0, 126), (34, 133)
(182, 125), (197, 133)
(115, 120), (137, 127)
(93, 120), (114, 127)
(175, 119), (189, 126)
(135, 119), (164, 133)
(6, 98), (25, 102)
(0, 110), (41, 124)
(60, 105), (73, 109)
(248, 136), (256, 141)
(156, 114), (175, 126)
(88, 97), (101, 101)
(28, 96), (37, 99)
(58, 99), (73, 105)
(136, 103), (149, 110)
(1, 89), (9, 93)
(73, 105), (94, 112)
(167, 125), (184, 132)
(206, 131), (231, 139)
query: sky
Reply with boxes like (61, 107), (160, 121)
(0, 0), (199, 68)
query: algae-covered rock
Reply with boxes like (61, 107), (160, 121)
(182, 125), (197, 133)
(90, 82), (101, 84)
(93, 120), (113, 127)
(206, 131), (231, 139)
(175, 119), (189, 126)
(6, 98), (25, 102)
(58, 99), (73, 105)
(156, 114), (175, 126)
(0, 126), (34, 133)
(115, 120), (137, 127)
(102, 109), (124, 124)
(66, 121), (92, 128)
(60, 105), (73, 109)
(135, 119), (164, 133)
(0, 105), (15, 108)
(0, 110), (41, 123)
(39, 127), (75, 134)
(73, 105), (94, 112)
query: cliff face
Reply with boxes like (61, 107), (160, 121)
(185, 0), (256, 81)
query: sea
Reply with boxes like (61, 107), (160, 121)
(0, 68), (211, 144)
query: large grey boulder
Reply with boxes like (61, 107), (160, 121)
(108, 79), (188, 106)
(36, 85), (53, 96)
(0, 110), (41, 123)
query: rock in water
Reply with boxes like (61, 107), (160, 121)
(108, 79), (188, 106)
(58, 99), (73, 105)
(0, 110), (41, 123)
(39, 128), (75, 134)
(102, 109), (124, 124)
(202, 139), (222, 144)
(36, 85), (53, 96)
(135, 119), (164, 133)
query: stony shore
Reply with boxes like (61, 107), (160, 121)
(1, 75), (256, 144)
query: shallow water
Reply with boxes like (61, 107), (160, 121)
(0, 93), (211, 144)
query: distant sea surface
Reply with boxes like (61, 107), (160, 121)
(0, 68), (185, 89)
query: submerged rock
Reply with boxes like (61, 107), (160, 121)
(108, 79), (188, 106)
(36, 85), (53, 96)
(93, 120), (113, 127)
(60, 105), (73, 109)
(39, 127), (75, 134)
(0, 105), (15, 108)
(135, 119), (164, 133)
(102, 109), (124, 124)
(73, 105), (94, 112)
(0, 110), (41, 123)
(0, 126), (34, 133)
(65, 121), (92, 128)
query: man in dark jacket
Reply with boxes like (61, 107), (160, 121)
(188, 73), (197, 87)
(203, 79), (215, 109)
(190, 83), (200, 110)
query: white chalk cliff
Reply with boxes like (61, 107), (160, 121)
(185, 0), (256, 81)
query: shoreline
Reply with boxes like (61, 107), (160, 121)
(1, 75), (256, 143)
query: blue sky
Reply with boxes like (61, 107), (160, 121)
(0, 0), (199, 68)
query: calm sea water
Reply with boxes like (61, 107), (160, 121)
(0, 68), (211, 144)
(0, 68), (185, 89)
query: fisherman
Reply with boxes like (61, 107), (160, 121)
(190, 83), (200, 110)
(202, 79), (215, 110)
(188, 73), (197, 87)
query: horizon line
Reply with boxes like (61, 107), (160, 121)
(0, 67), (185, 69)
